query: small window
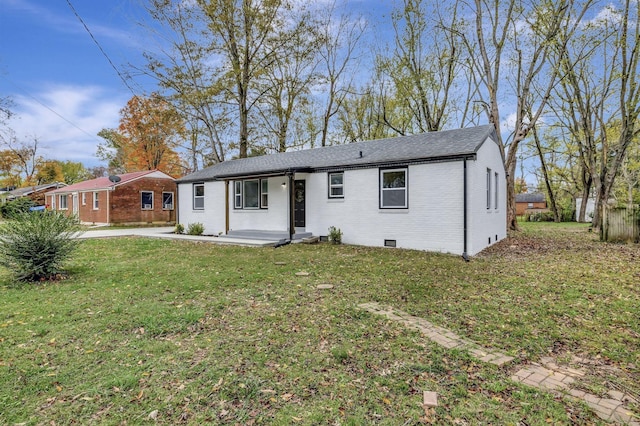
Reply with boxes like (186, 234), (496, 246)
(260, 179), (268, 208)
(243, 180), (259, 209)
(234, 181), (242, 209)
(81, 192), (86, 206)
(141, 191), (154, 210)
(528, 202), (534, 208)
(193, 183), (204, 210)
(162, 192), (174, 210)
(380, 168), (407, 209)
(494, 172), (499, 209)
(93, 192), (99, 210)
(486, 169), (492, 210)
(59, 194), (68, 210)
(328, 172), (344, 198)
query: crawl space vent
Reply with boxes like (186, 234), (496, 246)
(384, 239), (397, 248)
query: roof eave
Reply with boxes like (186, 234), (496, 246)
(176, 154), (476, 183)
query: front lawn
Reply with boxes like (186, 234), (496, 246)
(1, 223), (638, 424)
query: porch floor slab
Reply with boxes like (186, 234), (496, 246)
(226, 229), (312, 241)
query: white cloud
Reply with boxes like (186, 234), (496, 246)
(1, 0), (147, 50)
(6, 84), (125, 166)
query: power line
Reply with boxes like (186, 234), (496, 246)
(65, 0), (137, 96)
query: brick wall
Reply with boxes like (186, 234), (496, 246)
(516, 201), (547, 215)
(78, 191), (108, 223)
(109, 177), (177, 224)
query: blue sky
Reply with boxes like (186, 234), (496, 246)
(0, 0), (157, 166)
(0, 0), (393, 168)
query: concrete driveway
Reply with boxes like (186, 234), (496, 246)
(77, 227), (176, 239)
(77, 227), (277, 247)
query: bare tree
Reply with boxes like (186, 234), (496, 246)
(255, 9), (320, 152)
(316, 2), (366, 146)
(143, 1), (230, 166)
(376, 0), (467, 134)
(194, 0), (287, 158)
(1, 134), (42, 185)
(461, 0), (592, 230)
(544, 11), (616, 223)
(592, 0), (640, 230)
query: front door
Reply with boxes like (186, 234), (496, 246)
(72, 194), (79, 215)
(294, 180), (305, 228)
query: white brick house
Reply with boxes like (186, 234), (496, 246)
(177, 125), (506, 257)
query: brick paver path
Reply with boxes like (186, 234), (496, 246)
(512, 358), (639, 425)
(359, 302), (513, 365)
(359, 302), (639, 425)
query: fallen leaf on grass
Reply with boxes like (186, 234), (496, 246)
(212, 377), (223, 392)
(148, 409), (158, 420)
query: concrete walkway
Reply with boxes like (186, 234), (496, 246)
(359, 302), (639, 425)
(77, 227), (278, 247)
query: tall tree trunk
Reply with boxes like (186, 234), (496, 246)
(532, 128), (561, 222)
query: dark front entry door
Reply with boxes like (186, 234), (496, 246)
(294, 180), (306, 228)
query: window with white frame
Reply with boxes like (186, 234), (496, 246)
(234, 181), (242, 209)
(193, 183), (204, 210)
(141, 191), (154, 210)
(328, 172), (344, 198)
(494, 172), (499, 209)
(260, 179), (268, 208)
(59, 194), (68, 210)
(380, 168), (407, 208)
(81, 192), (86, 205)
(93, 192), (99, 210)
(486, 169), (492, 210)
(243, 180), (259, 209)
(162, 192), (174, 210)
(234, 179), (268, 209)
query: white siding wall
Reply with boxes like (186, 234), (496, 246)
(304, 163), (466, 254)
(178, 181), (226, 234)
(467, 138), (507, 255)
(177, 139), (506, 256)
(228, 177), (289, 231)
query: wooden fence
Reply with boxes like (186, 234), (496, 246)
(602, 206), (640, 243)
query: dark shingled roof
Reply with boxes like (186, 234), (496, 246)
(178, 124), (498, 182)
(515, 192), (546, 203)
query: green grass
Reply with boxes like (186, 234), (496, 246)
(1, 224), (638, 424)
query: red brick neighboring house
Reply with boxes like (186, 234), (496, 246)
(515, 192), (548, 215)
(45, 171), (177, 225)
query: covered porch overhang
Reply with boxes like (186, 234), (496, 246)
(218, 168), (311, 242)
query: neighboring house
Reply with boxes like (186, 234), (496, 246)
(6, 182), (67, 206)
(45, 171), (177, 225)
(177, 125), (506, 257)
(515, 192), (547, 215)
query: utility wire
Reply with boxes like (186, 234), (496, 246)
(65, 0), (137, 96)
